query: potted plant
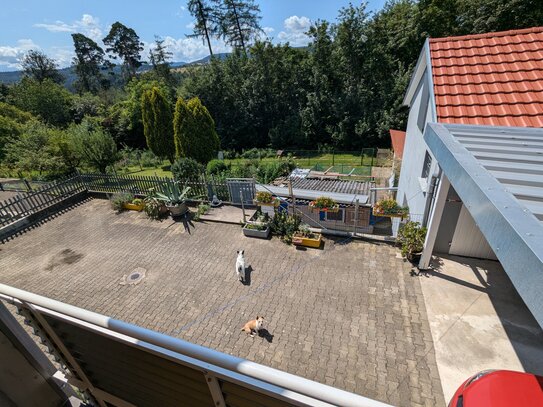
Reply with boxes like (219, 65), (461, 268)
(309, 196), (339, 213)
(270, 211), (301, 244)
(397, 221), (427, 263)
(156, 180), (191, 217)
(373, 198), (409, 218)
(254, 191), (279, 218)
(123, 198), (145, 211)
(292, 224), (322, 248)
(243, 212), (270, 238)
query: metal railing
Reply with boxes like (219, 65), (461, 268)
(0, 283), (392, 407)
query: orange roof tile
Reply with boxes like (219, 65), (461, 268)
(389, 129), (406, 159)
(429, 27), (543, 128)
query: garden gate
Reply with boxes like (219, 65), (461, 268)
(226, 178), (256, 205)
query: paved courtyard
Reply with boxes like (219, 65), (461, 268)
(0, 199), (445, 406)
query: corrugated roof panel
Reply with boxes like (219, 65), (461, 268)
(429, 26), (543, 128)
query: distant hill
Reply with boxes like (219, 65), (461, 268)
(0, 55), (229, 89)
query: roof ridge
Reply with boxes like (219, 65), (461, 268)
(429, 26), (543, 43)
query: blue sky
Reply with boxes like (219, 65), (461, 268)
(0, 0), (386, 71)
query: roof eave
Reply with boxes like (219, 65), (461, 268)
(403, 38), (431, 107)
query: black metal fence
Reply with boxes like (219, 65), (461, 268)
(0, 176), (86, 228)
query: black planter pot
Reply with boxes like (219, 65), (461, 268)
(167, 203), (189, 217)
(407, 251), (422, 264)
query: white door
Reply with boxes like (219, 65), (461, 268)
(449, 205), (497, 260)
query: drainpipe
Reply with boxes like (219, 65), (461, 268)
(422, 168), (441, 227)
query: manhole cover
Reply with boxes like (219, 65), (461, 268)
(120, 267), (146, 285)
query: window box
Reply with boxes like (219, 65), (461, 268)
(292, 232), (322, 248)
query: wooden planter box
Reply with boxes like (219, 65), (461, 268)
(254, 200), (279, 207)
(372, 210), (407, 219)
(243, 224), (270, 239)
(123, 202), (145, 211)
(309, 203), (339, 213)
(292, 233), (322, 248)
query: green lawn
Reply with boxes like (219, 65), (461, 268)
(117, 152), (377, 178)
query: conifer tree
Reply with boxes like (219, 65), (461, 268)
(141, 87), (175, 163)
(173, 97), (219, 164)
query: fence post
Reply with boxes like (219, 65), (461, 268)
(0, 182), (3, 191)
(332, 151), (335, 166)
(240, 192), (246, 223)
(354, 199), (359, 235)
(24, 179), (32, 191)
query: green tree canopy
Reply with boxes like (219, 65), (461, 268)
(141, 87), (175, 162)
(217, 0), (262, 54)
(187, 0), (221, 56)
(103, 22), (144, 81)
(21, 50), (64, 84)
(174, 97), (220, 164)
(71, 33), (108, 93)
(9, 78), (73, 126)
(71, 119), (118, 173)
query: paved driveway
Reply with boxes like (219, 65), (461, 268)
(0, 199), (445, 406)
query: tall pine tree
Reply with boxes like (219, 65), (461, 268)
(187, 0), (221, 57)
(71, 33), (107, 94)
(103, 22), (144, 82)
(218, 0), (262, 55)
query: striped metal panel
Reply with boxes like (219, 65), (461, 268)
(42, 314), (215, 407)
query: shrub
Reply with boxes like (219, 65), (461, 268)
(171, 157), (204, 181)
(397, 221), (427, 257)
(270, 211), (301, 244)
(110, 192), (134, 212)
(374, 198), (408, 216)
(312, 197), (337, 209)
(143, 196), (164, 220)
(255, 191), (274, 204)
(206, 159), (230, 175)
(193, 203), (210, 221)
(255, 159), (296, 183)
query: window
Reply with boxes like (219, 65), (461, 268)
(417, 73), (430, 132)
(421, 151), (432, 179)
(325, 209), (345, 222)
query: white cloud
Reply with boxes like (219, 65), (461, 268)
(277, 15), (312, 47)
(186, 21), (196, 30)
(144, 36), (231, 63)
(34, 14), (103, 41)
(0, 39), (39, 70)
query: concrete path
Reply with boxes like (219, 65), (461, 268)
(419, 255), (543, 402)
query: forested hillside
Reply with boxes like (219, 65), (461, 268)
(0, 0), (540, 179)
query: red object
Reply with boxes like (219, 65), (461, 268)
(449, 370), (543, 407)
(389, 129), (406, 159)
(429, 26), (543, 128)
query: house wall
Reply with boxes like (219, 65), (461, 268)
(288, 204), (373, 233)
(396, 70), (439, 227)
(449, 205), (498, 260)
(434, 185), (462, 253)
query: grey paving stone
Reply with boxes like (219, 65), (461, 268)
(0, 199), (445, 406)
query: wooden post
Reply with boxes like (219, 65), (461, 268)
(240, 187), (246, 222)
(288, 178), (295, 215)
(354, 199), (359, 235)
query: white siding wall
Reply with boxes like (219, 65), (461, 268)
(449, 205), (498, 259)
(396, 72), (439, 226)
